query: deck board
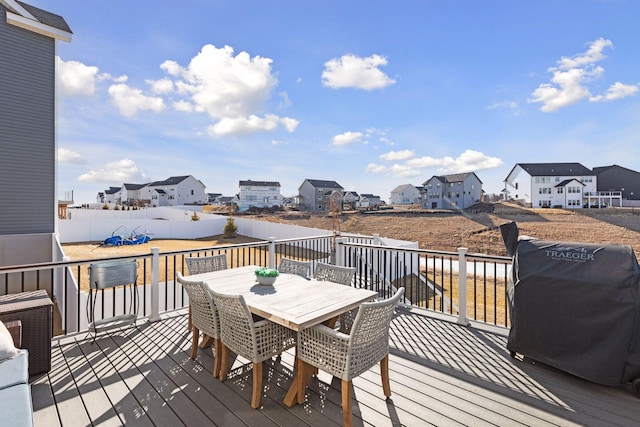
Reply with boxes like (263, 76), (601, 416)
(31, 308), (640, 427)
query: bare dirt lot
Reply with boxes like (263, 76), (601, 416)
(251, 203), (640, 256)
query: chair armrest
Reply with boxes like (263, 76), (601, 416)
(298, 324), (351, 378)
(4, 320), (22, 347)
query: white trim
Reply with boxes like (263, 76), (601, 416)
(6, 11), (72, 42)
(1, 0), (36, 20)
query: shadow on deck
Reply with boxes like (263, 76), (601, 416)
(31, 309), (639, 426)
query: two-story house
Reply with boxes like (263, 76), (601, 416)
(593, 164), (638, 207)
(0, 1), (72, 289)
(238, 180), (282, 211)
(298, 179), (344, 212)
(389, 184), (421, 205)
(421, 173), (483, 209)
(504, 163), (597, 209)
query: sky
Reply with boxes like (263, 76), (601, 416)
(32, 0), (640, 204)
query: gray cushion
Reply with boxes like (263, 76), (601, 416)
(0, 383), (33, 426)
(0, 349), (29, 389)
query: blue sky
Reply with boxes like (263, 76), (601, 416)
(36, 0), (640, 204)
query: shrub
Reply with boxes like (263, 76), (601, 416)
(191, 212), (200, 221)
(102, 204), (109, 210)
(224, 217), (237, 237)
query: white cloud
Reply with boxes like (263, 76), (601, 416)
(173, 100), (194, 112)
(148, 78), (174, 94)
(380, 150), (415, 161)
(208, 114), (298, 136)
(77, 158), (147, 183)
(407, 149), (503, 172)
(163, 44), (277, 119)
(590, 82), (639, 102)
(366, 163), (388, 173)
(108, 83), (166, 117)
(56, 57), (100, 97)
(322, 54), (395, 90)
(332, 131), (364, 146)
(272, 140), (289, 145)
(58, 147), (85, 164)
(529, 38), (636, 112)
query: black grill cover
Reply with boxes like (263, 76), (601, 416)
(501, 221), (640, 385)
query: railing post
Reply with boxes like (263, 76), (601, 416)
(457, 247), (470, 326)
(373, 233), (381, 245)
(268, 237), (276, 269)
(335, 237), (346, 266)
(149, 247), (160, 322)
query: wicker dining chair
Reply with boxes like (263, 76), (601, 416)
(314, 262), (357, 331)
(185, 254), (228, 275)
(277, 257), (312, 277)
(176, 273), (222, 378)
(210, 290), (297, 409)
(297, 287), (405, 427)
(185, 254), (227, 331)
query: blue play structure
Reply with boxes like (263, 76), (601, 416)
(102, 226), (152, 246)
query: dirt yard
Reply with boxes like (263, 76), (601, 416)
(252, 203), (640, 256)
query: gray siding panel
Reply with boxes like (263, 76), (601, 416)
(0, 5), (56, 235)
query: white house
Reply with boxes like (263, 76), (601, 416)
(504, 163), (597, 209)
(390, 184), (421, 205)
(238, 180), (282, 211)
(421, 173), (483, 209)
(99, 175), (207, 208)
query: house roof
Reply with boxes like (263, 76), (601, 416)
(239, 180), (280, 187)
(390, 184), (417, 193)
(123, 183), (148, 190)
(555, 179), (585, 187)
(148, 176), (190, 187)
(515, 163), (592, 177)
(424, 172), (482, 185)
(304, 179), (343, 189)
(105, 186), (121, 195)
(3, 0), (72, 41)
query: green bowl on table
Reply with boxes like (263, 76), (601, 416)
(255, 268), (279, 286)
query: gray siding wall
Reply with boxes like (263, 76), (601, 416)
(0, 5), (56, 235)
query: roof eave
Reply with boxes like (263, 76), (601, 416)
(7, 11), (72, 42)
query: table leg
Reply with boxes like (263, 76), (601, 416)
(200, 334), (213, 348)
(283, 356), (314, 407)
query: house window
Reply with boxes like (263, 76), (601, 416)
(557, 187), (564, 194)
(471, 184), (475, 190)
(515, 183), (519, 190)
(191, 190), (194, 195)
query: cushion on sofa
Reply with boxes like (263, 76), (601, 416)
(0, 383), (34, 426)
(0, 320), (19, 360)
(0, 349), (29, 390)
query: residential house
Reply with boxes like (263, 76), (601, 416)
(238, 180), (282, 212)
(342, 191), (360, 209)
(421, 173), (483, 209)
(100, 175), (207, 208)
(207, 193), (222, 204)
(504, 163), (597, 209)
(298, 179), (344, 212)
(360, 194), (382, 208)
(593, 164), (640, 207)
(390, 184), (421, 205)
(0, 1), (72, 288)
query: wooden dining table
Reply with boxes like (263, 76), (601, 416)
(188, 265), (377, 406)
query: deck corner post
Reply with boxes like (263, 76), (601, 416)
(335, 237), (347, 266)
(149, 247), (161, 322)
(268, 237), (276, 269)
(457, 247), (470, 326)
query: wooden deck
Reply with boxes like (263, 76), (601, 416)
(31, 308), (640, 426)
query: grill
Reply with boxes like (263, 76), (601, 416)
(500, 221), (640, 395)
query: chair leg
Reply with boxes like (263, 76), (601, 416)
(341, 379), (353, 427)
(251, 362), (263, 409)
(219, 344), (230, 382)
(381, 354), (391, 397)
(190, 326), (199, 359)
(212, 338), (222, 378)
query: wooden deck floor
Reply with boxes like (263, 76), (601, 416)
(31, 308), (640, 426)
